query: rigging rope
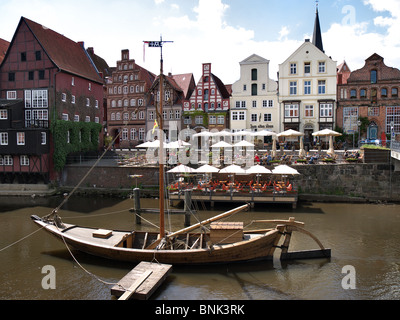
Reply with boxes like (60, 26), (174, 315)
(44, 131), (122, 219)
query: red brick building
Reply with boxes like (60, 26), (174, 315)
(0, 17), (104, 183)
(183, 63), (231, 132)
(106, 49), (155, 148)
(337, 53), (400, 141)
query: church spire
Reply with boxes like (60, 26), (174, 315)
(312, 2), (324, 52)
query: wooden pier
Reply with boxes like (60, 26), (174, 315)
(111, 261), (172, 300)
(169, 190), (298, 209)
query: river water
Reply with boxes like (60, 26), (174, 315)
(0, 195), (399, 301)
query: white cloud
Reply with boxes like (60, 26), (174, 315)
(154, 0), (165, 4)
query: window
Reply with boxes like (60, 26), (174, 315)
(252, 101), (257, 108)
(343, 107), (359, 133)
(232, 111), (245, 121)
(304, 81), (311, 95)
(368, 107), (379, 117)
(320, 103), (333, 117)
(392, 88), (398, 97)
(243, 84), (247, 91)
(381, 88), (388, 98)
(251, 68), (257, 81)
(264, 114), (272, 122)
(203, 89), (208, 101)
(318, 80), (326, 94)
(360, 89), (367, 98)
(123, 113), (129, 120)
(251, 84), (257, 96)
(7, 91), (16, 100)
(195, 116), (203, 124)
(25, 90), (48, 108)
(29, 71), (34, 80)
(138, 99), (144, 106)
(72, 77), (75, 86)
(35, 51), (41, 61)
(232, 112), (238, 121)
(0, 155), (13, 166)
(20, 155), (29, 166)
(8, 73), (15, 81)
(17, 132), (25, 145)
(251, 114), (257, 122)
(217, 115), (225, 124)
(149, 111), (154, 120)
(21, 52), (26, 61)
(209, 115), (216, 124)
(139, 111), (145, 120)
(0, 132), (8, 145)
(41, 132), (46, 145)
(89, 83), (92, 91)
(386, 106), (400, 134)
(72, 95), (76, 104)
(110, 113), (115, 121)
(169, 110), (173, 120)
(122, 128), (128, 141)
(285, 104), (299, 117)
(95, 117), (99, 124)
(61, 93), (66, 102)
(350, 89), (357, 99)
(238, 111), (245, 120)
(305, 105), (314, 117)
(318, 62), (325, 73)
(289, 81), (297, 95)
(85, 116), (90, 122)
(39, 70), (45, 80)
(74, 115), (79, 122)
(124, 99), (129, 107)
(371, 70), (377, 84)
(0, 110), (7, 119)
(290, 63), (297, 74)
(86, 98), (90, 107)
(62, 113), (68, 121)
(131, 128), (137, 140)
(184, 116), (192, 125)
(175, 110), (180, 119)
(139, 128), (145, 141)
(304, 62), (311, 75)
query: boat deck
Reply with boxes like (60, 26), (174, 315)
(60, 224), (131, 247)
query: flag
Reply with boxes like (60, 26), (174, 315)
(152, 119), (158, 134)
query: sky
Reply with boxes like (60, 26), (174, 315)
(0, 0), (399, 84)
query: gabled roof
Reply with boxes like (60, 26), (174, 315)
(0, 38), (9, 64)
(18, 17), (103, 84)
(239, 54), (270, 65)
(211, 73), (231, 99)
(172, 73), (195, 99)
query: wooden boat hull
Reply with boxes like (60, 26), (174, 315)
(31, 217), (282, 265)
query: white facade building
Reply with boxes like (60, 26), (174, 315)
(230, 54), (279, 142)
(278, 8), (337, 147)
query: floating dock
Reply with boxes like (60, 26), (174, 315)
(111, 261), (172, 300)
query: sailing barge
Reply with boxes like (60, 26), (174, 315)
(31, 205), (330, 265)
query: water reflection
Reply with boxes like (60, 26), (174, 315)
(0, 195), (399, 300)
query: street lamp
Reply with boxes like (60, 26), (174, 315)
(357, 120), (361, 148)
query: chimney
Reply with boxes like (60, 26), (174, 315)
(78, 41), (84, 48)
(87, 47), (94, 55)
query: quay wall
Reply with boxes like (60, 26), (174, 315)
(60, 163), (400, 202)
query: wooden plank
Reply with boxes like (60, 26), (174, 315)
(92, 229), (113, 239)
(111, 261), (173, 300)
(118, 270), (153, 300)
(280, 249), (331, 260)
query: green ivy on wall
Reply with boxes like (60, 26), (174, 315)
(51, 120), (102, 171)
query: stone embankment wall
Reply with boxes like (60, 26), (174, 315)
(61, 163), (400, 202)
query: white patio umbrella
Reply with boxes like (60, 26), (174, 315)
(233, 140), (255, 147)
(194, 164), (220, 173)
(211, 141), (232, 148)
(245, 165), (272, 174)
(167, 164), (195, 173)
(251, 130), (278, 138)
(136, 140), (167, 148)
(312, 129), (342, 156)
(278, 129), (305, 156)
(213, 129), (233, 137)
(193, 131), (214, 138)
(272, 165), (300, 175)
(219, 164), (246, 174)
(166, 140), (191, 149)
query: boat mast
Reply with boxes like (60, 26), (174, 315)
(144, 36), (173, 238)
